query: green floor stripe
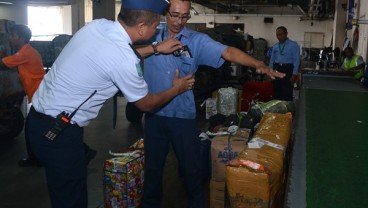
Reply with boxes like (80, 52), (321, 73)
(306, 89), (368, 208)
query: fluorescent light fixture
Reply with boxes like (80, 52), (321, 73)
(0, 1), (13, 4)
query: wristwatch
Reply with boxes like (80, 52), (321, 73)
(152, 41), (159, 55)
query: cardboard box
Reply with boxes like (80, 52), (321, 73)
(103, 151), (144, 208)
(209, 180), (232, 208)
(209, 199), (225, 208)
(209, 180), (225, 201)
(211, 129), (249, 182)
(226, 113), (292, 208)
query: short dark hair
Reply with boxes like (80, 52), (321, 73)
(277, 26), (288, 33)
(10, 24), (32, 43)
(344, 47), (353, 53)
(118, 7), (159, 27)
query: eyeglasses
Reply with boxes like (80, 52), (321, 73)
(168, 11), (191, 21)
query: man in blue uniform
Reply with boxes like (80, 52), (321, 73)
(269, 26), (300, 101)
(27, 0), (194, 207)
(135, 0), (285, 207)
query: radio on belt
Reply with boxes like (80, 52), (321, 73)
(44, 90), (97, 141)
(44, 111), (71, 141)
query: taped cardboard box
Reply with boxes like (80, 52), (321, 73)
(210, 180), (225, 201)
(211, 129), (249, 182)
(210, 199), (225, 208)
(226, 113), (292, 208)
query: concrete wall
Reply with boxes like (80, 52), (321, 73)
(0, 3), (27, 25)
(189, 13), (335, 49)
(92, 0), (115, 20)
(356, 0), (368, 62)
(333, 0), (348, 53)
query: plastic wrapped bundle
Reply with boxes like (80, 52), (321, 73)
(256, 100), (295, 115)
(242, 100), (295, 129)
(217, 87), (238, 116)
(226, 113), (293, 208)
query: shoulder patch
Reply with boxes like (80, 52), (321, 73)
(136, 63), (143, 77)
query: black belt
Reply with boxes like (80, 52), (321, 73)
(29, 106), (55, 123)
(29, 106), (79, 127)
(274, 63), (293, 67)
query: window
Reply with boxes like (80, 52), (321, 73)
(28, 6), (71, 41)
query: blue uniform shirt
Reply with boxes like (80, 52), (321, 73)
(144, 25), (228, 119)
(269, 38), (300, 75)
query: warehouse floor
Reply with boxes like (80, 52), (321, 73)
(2, 74), (364, 208)
(0, 95), (210, 208)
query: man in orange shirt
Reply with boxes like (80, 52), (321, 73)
(1, 25), (97, 167)
(0, 24), (45, 166)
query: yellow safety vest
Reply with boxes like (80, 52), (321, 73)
(343, 55), (360, 70)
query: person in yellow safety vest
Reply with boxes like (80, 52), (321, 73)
(341, 47), (366, 79)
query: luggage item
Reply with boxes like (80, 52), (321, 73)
(209, 180), (226, 208)
(242, 100), (295, 129)
(103, 150), (144, 208)
(128, 138), (144, 152)
(217, 87), (238, 116)
(226, 113), (293, 208)
(241, 80), (273, 112)
(211, 128), (249, 182)
(209, 127), (248, 207)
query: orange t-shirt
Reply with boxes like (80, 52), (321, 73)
(2, 44), (45, 102)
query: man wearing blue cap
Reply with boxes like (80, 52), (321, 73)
(27, 0), (194, 207)
(130, 0), (286, 207)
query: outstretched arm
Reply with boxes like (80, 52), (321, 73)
(221, 46), (285, 80)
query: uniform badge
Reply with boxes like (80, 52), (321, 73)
(136, 63), (143, 77)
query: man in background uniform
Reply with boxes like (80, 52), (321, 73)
(269, 26), (300, 101)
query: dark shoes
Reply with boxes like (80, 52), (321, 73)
(18, 157), (42, 167)
(86, 148), (97, 165)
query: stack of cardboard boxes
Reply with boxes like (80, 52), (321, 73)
(225, 113), (293, 208)
(210, 129), (250, 207)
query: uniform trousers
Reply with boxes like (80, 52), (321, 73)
(272, 63), (294, 101)
(24, 114), (41, 163)
(27, 107), (88, 208)
(141, 113), (204, 208)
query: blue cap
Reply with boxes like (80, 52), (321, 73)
(122, 0), (170, 15)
